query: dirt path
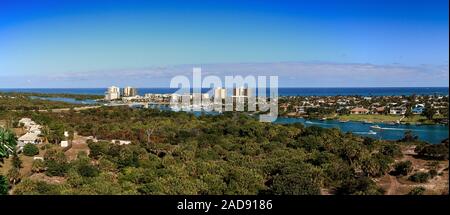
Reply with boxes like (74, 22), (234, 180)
(386, 175), (400, 195)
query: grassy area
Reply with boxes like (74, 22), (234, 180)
(401, 115), (434, 124)
(337, 114), (402, 123)
(0, 143), (48, 177)
(337, 114), (438, 124)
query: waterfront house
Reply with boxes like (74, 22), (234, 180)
(412, 104), (425, 115)
(350, 107), (369, 114)
(293, 106), (306, 114)
(389, 107), (407, 115)
(372, 106), (386, 114)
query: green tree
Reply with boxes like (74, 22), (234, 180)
(7, 167), (21, 184)
(0, 175), (8, 195)
(40, 126), (50, 143)
(391, 161), (413, 176)
(399, 130), (418, 142)
(422, 103), (435, 120)
(405, 103), (413, 118)
(73, 157), (99, 178)
(48, 123), (65, 144)
(23, 144), (39, 156)
(269, 163), (322, 195)
(44, 149), (69, 176)
(11, 152), (22, 169)
(0, 128), (17, 159)
(361, 153), (393, 177)
(68, 130), (75, 143)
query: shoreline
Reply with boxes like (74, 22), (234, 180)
(279, 113), (448, 126)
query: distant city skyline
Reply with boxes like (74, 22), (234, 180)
(0, 0), (448, 87)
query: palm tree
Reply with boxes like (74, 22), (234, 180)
(7, 167), (20, 185)
(0, 128), (17, 160)
(40, 125), (50, 143)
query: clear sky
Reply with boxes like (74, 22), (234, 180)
(0, 0), (448, 87)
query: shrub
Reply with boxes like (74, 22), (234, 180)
(336, 176), (385, 195)
(408, 186), (426, 195)
(391, 161), (413, 176)
(427, 161), (440, 169)
(23, 144), (39, 156)
(269, 163), (322, 195)
(87, 141), (110, 159)
(13, 179), (60, 195)
(44, 149), (69, 176)
(31, 160), (46, 173)
(428, 169), (438, 178)
(77, 163), (99, 177)
(409, 172), (430, 183)
(416, 143), (449, 160)
(381, 144), (402, 158)
(45, 160), (70, 177)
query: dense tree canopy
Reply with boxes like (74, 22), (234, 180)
(6, 107), (416, 195)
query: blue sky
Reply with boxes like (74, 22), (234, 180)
(0, 0), (448, 87)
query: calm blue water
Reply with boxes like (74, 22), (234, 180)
(1, 87), (448, 96)
(274, 118), (448, 144)
(30, 96), (97, 105)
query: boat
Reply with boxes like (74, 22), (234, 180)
(370, 125), (382, 130)
(368, 130), (377, 135)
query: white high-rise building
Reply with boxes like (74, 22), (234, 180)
(233, 87), (251, 97)
(122, 86), (137, 97)
(214, 87), (227, 100)
(105, 86), (121, 100)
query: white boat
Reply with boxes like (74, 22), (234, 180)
(370, 125), (382, 130)
(368, 130), (377, 135)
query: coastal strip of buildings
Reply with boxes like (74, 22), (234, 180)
(103, 86), (252, 105)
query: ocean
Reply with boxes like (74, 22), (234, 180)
(0, 87), (448, 96)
